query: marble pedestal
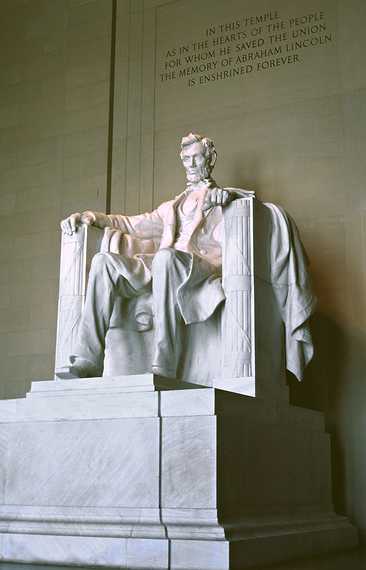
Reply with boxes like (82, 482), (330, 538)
(0, 375), (357, 569)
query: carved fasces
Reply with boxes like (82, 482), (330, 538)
(222, 198), (254, 381)
(54, 225), (101, 377)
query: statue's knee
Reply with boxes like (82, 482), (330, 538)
(152, 247), (176, 269)
(90, 252), (111, 273)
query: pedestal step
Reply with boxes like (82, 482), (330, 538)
(0, 520), (357, 569)
(0, 377), (358, 568)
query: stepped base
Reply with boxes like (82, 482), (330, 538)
(0, 375), (358, 568)
(0, 522), (357, 569)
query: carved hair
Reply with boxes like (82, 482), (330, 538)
(180, 132), (217, 171)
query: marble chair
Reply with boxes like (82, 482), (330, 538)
(55, 195), (286, 399)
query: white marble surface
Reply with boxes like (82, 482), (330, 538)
(31, 373), (155, 393)
(0, 535), (169, 568)
(18, 391), (159, 421)
(0, 375), (158, 421)
(0, 504), (165, 539)
(5, 418), (160, 508)
(162, 415), (217, 510)
(160, 388), (217, 416)
(170, 540), (229, 570)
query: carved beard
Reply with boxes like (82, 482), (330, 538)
(185, 162), (211, 184)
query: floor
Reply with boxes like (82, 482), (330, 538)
(260, 547), (366, 569)
(0, 547), (364, 570)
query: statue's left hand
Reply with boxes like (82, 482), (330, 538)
(202, 187), (232, 211)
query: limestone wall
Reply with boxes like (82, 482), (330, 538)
(0, 0), (113, 397)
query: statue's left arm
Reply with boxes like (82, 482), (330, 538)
(202, 186), (255, 211)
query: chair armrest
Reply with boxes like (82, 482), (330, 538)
(54, 224), (102, 378)
(221, 197), (255, 389)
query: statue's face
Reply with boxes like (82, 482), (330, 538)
(181, 141), (211, 183)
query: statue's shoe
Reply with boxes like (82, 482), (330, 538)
(151, 364), (176, 378)
(69, 356), (101, 378)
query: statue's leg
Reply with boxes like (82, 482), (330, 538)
(151, 248), (191, 378)
(71, 252), (150, 377)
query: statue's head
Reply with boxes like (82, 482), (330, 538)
(180, 133), (217, 184)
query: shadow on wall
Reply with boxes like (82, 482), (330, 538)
(229, 151), (366, 540)
(289, 312), (366, 537)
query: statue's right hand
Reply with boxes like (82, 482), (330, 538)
(60, 211), (97, 235)
(60, 213), (81, 235)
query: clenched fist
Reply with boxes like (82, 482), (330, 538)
(202, 187), (233, 211)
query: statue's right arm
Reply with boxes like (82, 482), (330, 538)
(60, 207), (164, 240)
(107, 208), (164, 240)
(60, 211), (112, 236)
